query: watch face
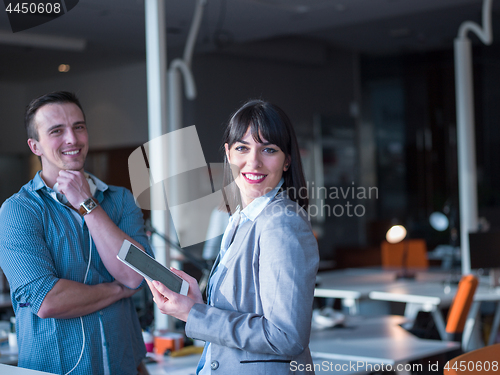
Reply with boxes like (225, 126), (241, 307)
(86, 200), (97, 210)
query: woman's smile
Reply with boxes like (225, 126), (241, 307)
(242, 173), (267, 183)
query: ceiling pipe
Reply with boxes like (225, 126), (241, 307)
(454, 0), (493, 275)
(168, 0), (206, 112)
(166, 0), (206, 271)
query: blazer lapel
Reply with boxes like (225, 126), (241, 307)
(220, 219), (254, 266)
(208, 220), (254, 296)
(205, 218), (252, 300)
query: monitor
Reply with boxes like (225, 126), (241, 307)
(469, 232), (500, 287)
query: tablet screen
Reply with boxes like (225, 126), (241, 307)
(123, 243), (183, 294)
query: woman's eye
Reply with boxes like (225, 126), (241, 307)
(263, 148), (278, 154)
(235, 146), (247, 152)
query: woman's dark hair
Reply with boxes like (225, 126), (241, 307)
(221, 99), (308, 210)
(25, 91), (85, 141)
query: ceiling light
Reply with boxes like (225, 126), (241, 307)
(58, 64), (70, 73)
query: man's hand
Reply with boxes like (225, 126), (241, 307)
(115, 280), (141, 299)
(56, 170), (92, 209)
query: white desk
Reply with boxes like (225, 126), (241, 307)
(144, 352), (377, 375)
(0, 364), (54, 374)
(309, 315), (460, 375)
(314, 268), (450, 315)
(145, 316), (460, 375)
(369, 281), (500, 350)
(315, 268), (500, 351)
(145, 353), (200, 375)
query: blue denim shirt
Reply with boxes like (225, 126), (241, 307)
(0, 171), (153, 375)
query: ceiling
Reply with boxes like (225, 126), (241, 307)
(0, 0), (498, 81)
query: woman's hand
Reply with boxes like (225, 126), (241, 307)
(147, 269), (204, 322)
(169, 267), (205, 304)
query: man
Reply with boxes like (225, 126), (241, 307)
(0, 91), (152, 375)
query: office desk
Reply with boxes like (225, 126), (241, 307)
(145, 316), (460, 375)
(315, 268), (500, 350)
(310, 315), (460, 375)
(369, 281), (500, 349)
(146, 353), (200, 375)
(314, 268), (449, 315)
(0, 364), (54, 374)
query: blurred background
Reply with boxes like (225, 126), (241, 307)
(1, 0), (500, 272)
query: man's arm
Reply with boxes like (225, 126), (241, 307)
(37, 279), (137, 319)
(56, 170), (147, 289)
(0, 194), (143, 320)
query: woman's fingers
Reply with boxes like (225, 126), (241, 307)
(169, 267), (204, 304)
(152, 280), (174, 297)
(170, 267), (196, 283)
(147, 279), (196, 321)
(146, 280), (162, 303)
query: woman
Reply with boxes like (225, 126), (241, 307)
(148, 100), (319, 374)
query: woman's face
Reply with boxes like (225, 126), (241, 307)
(226, 127), (289, 208)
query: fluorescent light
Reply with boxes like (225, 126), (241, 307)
(0, 30), (86, 51)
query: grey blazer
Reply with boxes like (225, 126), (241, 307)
(186, 192), (319, 374)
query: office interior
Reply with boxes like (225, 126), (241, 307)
(2, 0), (500, 373)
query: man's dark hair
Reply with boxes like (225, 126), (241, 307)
(25, 91), (85, 141)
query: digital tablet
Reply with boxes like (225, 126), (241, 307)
(117, 240), (189, 296)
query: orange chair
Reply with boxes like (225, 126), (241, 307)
(445, 274), (479, 343)
(406, 274), (478, 349)
(381, 239), (429, 269)
(443, 343), (500, 375)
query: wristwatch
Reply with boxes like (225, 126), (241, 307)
(78, 197), (99, 216)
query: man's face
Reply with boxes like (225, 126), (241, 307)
(27, 103), (88, 186)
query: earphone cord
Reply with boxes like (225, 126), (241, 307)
(64, 235), (92, 375)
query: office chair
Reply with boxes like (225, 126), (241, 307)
(381, 239), (429, 269)
(407, 274), (478, 350)
(445, 274), (479, 345)
(443, 343), (500, 375)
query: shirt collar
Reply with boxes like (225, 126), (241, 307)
(33, 170), (108, 194)
(239, 178), (284, 222)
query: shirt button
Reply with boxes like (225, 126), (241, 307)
(211, 360), (219, 370)
(99, 311), (103, 316)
